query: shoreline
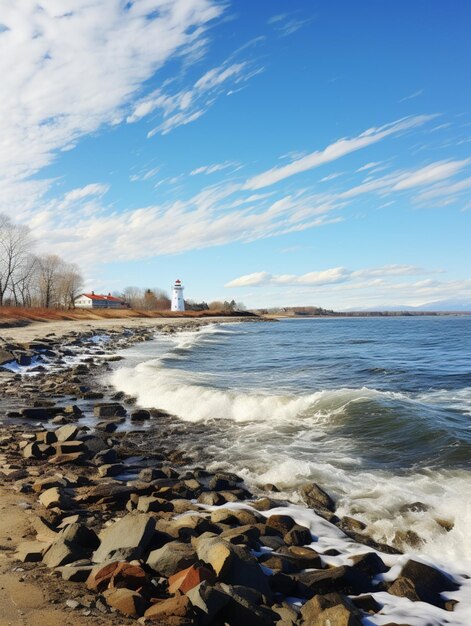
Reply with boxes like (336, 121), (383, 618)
(0, 321), (467, 625)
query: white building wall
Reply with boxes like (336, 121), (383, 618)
(171, 284), (185, 311)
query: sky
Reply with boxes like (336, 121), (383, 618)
(1, 0), (470, 310)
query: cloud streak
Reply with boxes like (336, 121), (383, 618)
(244, 115), (436, 190)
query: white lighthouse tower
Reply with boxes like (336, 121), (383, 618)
(171, 279), (185, 312)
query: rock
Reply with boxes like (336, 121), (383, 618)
(251, 497), (281, 511)
(130, 409), (150, 420)
(339, 516), (367, 533)
(266, 515), (295, 535)
(98, 463), (125, 477)
(16, 541), (48, 562)
(21, 407), (65, 420)
(0, 349), (14, 366)
(87, 561), (147, 592)
(186, 581), (230, 624)
(59, 523), (100, 550)
(300, 592), (360, 623)
(93, 403), (126, 418)
(147, 541), (197, 577)
(300, 482), (335, 512)
(144, 595), (195, 622)
(272, 603), (298, 625)
(91, 449), (116, 466)
(296, 565), (373, 597)
(55, 424), (80, 442)
(93, 513), (155, 563)
(137, 496), (173, 513)
(43, 538), (88, 568)
(138, 467), (166, 482)
(96, 420), (119, 433)
(35, 431), (58, 444)
(219, 583), (276, 626)
(350, 552), (388, 577)
(31, 516), (58, 542)
(309, 604), (363, 626)
(22, 442), (42, 459)
(351, 594), (383, 613)
(168, 564), (215, 594)
(52, 440), (84, 455)
(57, 563), (93, 582)
(39, 486), (72, 510)
(197, 491), (226, 506)
(396, 559), (459, 607)
(284, 523), (312, 546)
(49, 451), (87, 465)
(387, 576), (421, 602)
(193, 535), (271, 597)
(103, 588), (146, 618)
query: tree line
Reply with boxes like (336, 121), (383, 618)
(0, 214), (83, 308)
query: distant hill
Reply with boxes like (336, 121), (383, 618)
(344, 299), (471, 313)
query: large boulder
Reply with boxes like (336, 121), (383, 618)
(92, 513), (155, 562)
(0, 349), (14, 366)
(147, 541), (197, 577)
(391, 559), (459, 607)
(186, 581), (230, 625)
(193, 535), (271, 598)
(300, 482), (335, 512)
(103, 588), (146, 617)
(42, 538), (88, 568)
(144, 595), (195, 622)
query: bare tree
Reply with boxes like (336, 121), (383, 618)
(36, 254), (63, 307)
(57, 262), (83, 308)
(0, 214), (35, 305)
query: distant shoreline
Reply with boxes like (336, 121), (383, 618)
(265, 311), (471, 318)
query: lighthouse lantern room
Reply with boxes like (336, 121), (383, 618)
(171, 279), (185, 312)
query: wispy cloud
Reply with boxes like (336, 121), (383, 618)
(399, 89), (424, 103)
(0, 1), (223, 184)
(268, 12), (314, 37)
(244, 115), (436, 190)
(127, 60), (262, 136)
(225, 264), (435, 288)
(190, 161), (239, 176)
(60, 183), (110, 207)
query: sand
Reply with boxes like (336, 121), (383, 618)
(0, 316), (245, 344)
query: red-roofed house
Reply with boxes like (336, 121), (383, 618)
(74, 292), (128, 309)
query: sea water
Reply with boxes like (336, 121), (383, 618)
(110, 317), (471, 622)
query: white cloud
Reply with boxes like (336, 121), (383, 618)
(127, 60), (261, 136)
(356, 162), (382, 172)
(244, 115), (436, 190)
(0, 0), (223, 185)
(190, 161), (239, 176)
(392, 159), (470, 190)
(60, 183), (110, 207)
(399, 89), (424, 103)
(320, 172), (343, 182)
(225, 264), (437, 288)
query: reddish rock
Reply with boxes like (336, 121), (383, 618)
(86, 561), (147, 591)
(144, 595), (195, 621)
(103, 587), (146, 617)
(168, 564), (215, 595)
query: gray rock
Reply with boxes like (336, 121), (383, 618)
(93, 513), (155, 563)
(186, 581), (230, 625)
(300, 482), (335, 512)
(43, 538), (88, 568)
(147, 541), (197, 577)
(55, 424), (80, 442)
(193, 535), (271, 598)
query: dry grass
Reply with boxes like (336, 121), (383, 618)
(0, 306), (256, 328)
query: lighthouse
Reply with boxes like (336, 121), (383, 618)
(171, 279), (185, 312)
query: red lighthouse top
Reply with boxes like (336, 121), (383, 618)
(175, 279), (181, 284)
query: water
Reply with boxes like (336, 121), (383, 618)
(110, 317), (471, 574)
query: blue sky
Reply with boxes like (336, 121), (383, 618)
(1, 0), (470, 309)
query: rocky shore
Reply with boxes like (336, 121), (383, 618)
(0, 321), (464, 625)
